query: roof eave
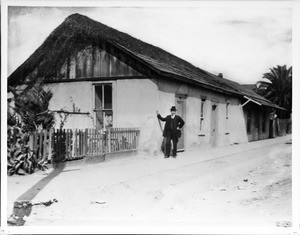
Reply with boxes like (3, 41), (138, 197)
(242, 96), (287, 111)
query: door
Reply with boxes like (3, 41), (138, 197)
(256, 111), (260, 140)
(210, 103), (218, 147)
(176, 98), (186, 151)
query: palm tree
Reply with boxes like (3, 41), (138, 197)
(13, 81), (55, 132)
(256, 65), (292, 118)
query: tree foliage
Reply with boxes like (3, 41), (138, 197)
(13, 81), (55, 132)
(7, 82), (54, 175)
(256, 65), (292, 118)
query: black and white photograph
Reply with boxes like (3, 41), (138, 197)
(1, 0), (300, 234)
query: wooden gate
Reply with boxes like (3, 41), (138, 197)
(52, 129), (105, 162)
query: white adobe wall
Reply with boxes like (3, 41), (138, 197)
(113, 78), (162, 154)
(186, 89), (248, 149)
(229, 101), (249, 144)
(47, 82), (95, 129)
(157, 79), (248, 151)
(185, 96), (210, 149)
(45, 79), (162, 154)
(45, 78), (248, 154)
(217, 99), (248, 146)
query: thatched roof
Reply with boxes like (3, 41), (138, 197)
(8, 13), (284, 110)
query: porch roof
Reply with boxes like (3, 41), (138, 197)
(242, 96), (287, 111)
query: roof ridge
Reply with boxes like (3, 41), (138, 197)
(8, 13), (283, 110)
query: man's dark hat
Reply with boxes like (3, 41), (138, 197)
(170, 106), (177, 111)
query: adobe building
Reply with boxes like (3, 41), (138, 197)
(8, 14), (285, 154)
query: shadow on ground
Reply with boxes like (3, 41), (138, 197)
(8, 162), (66, 226)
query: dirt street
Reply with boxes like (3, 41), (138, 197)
(8, 136), (292, 229)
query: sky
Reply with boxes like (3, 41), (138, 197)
(7, 4), (292, 84)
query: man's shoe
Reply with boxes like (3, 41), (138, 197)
(164, 155), (170, 158)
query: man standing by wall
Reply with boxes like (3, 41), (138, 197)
(157, 106), (185, 158)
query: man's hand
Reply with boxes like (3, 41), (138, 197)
(156, 110), (160, 116)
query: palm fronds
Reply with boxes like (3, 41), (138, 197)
(13, 81), (55, 132)
(256, 65), (292, 117)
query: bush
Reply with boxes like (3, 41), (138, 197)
(13, 81), (55, 132)
(8, 81), (54, 175)
(7, 125), (48, 176)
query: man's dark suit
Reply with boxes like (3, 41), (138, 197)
(157, 114), (185, 157)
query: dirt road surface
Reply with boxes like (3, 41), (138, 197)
(7, 135), (292, 230)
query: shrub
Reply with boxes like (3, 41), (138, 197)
(14, 82), (55, 132)
(7, 125), (48, 176)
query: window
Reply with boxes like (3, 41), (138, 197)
(94, 84), (113, 129)
(226, 103), (229, 120)
(200, 99), (205, 131)
(225, 102), (230, 133)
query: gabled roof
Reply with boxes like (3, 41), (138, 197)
(8, 13), (283, 110)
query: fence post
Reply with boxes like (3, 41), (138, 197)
(72, 129), (76, 159)
(107, 128), (111, 153)
(78, 130), (81, 157)
(83, 129), (86, 156)
(91, 129), (94, 156)
(137, 128), (140, 150)
(48, 129), (53, 162)
(68, 129), (72, 159)
(86, 129), (89, 156)
(96, 129), (99, 155)
(80, 129), (83, 157)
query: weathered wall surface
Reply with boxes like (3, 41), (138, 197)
(38, 42), (251, 153)
(156, 79), (248, 151)
(59, 45), (141, 79)
(44, 76), (250, 154)
(44, 44), (144, 129)
(258, 111), (270, 140)
(278, 118), (292, 135)
(243, 105), (271, 142)
(113, 78), (161, 154)
(47, 82), (95, 129)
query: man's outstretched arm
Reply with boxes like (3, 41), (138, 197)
(157, 111), (167, 121)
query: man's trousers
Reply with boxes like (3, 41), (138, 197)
(165, 132), (178, 157)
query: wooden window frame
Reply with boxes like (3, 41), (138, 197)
(93, 82), (113, 129)
(225, 102), (230, 134)
(200, 99), (206, 131)
(226, 102), (229, 120)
